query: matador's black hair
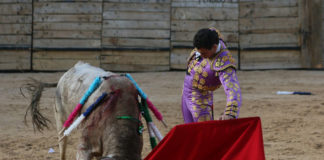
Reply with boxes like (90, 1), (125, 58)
(193, 28), (219, 50)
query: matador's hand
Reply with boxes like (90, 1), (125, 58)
(219, 114), (235, 120)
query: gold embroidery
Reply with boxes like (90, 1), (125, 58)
(201, 105), (207, 109)
(192, 97), (196, 101)
(232, 100), (238, 106)
(192, 81), (198, 88)
(193, 105), (197, 110)
(203, 86), (208, 90)
(194, 74), (199, 81)
(193, 60), (198, 65)
(202, 91), (208, 96)
(225, 111), (237, 117)
(225, 105), (238, 112)
(230, 57), (235, 64)
(207, 57), (216, 70)
(223, 74), (228, 79)
(199, 78), (205, 85)
(222, 56), (228, 62)
(226, 68), (233, 74)
(194, 66), (198, 72)
(194, 112), (199, 118)
(228, 82), (234, 88)
(190, 62), (194, 68)
(203, 99), (208, 104)
(192, 91), (196, 95)
(215, 62), (221, 67)
(197, 67), (203, 74)
(198, 84), (203, 90)
(200, 59), (207, 67)
(216, 64), (237, 72)
(232, 106), (239, 111)
(202, 71), (208, 77)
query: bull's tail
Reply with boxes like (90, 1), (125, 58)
(20, 78), (57, 132)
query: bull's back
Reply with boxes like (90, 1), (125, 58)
(56, 62), (114, 114)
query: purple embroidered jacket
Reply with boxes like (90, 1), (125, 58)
(181, 40), (242, 123)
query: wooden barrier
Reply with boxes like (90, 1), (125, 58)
(101, 0), (170, 71)
(33, 50), (100, 71)
(239, 0), (301, 70)
(31, 1), (102, 70)
(0, 50), (30, 70)
(102, 0), (170, 48)
(0, 0), (323, 71)
(33, 1), (102, 49)
(322, 1), (324, 66)
(170, 0), (239, 70)
(101, 50), (169, 71)
(0, 0), (32, 70)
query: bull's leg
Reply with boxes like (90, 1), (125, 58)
(54, 91), (67, 160)
(76, 143), (92, 160)
(58, 137), (67, 160)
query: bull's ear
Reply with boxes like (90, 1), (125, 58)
(102, 76), (108, 80)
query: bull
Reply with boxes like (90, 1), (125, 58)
(23, 62), (143, 160)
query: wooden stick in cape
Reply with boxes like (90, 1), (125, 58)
(125, 73), (163, 148)
(140, 97), (157, 148)
(125, 73), (167, 127)
(59, 92), (107, 142)
(143, 100), (163, 142)
(59, 76), (102, 135)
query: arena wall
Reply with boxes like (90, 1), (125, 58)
(0, 0), (322, 71)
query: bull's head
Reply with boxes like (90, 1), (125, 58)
(78, 76), (143, 160)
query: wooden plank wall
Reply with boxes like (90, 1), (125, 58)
(101, 0), (170, 71)
(239, 0), (302, 69)
(170, 0), (239, 69)
(0, 0), (323, 71)
(322, 1), (324, 67)
(0, 0), (32, 70)
(32, 0), (102, 71)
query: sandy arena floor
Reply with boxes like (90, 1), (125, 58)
(0, 70), (323, 160)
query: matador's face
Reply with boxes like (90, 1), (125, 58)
(198, 44), (218, 58)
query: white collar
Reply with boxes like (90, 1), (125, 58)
(195, 51), (201, 58)
(216, 42), (221, 53)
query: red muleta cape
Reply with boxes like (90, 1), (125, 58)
(145, 117), (265, 160)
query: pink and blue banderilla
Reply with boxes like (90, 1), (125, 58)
(59, 92), (108, 141)
(59, 74), (164, 148)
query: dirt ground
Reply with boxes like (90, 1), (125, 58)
(0, 70), (324, 160)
